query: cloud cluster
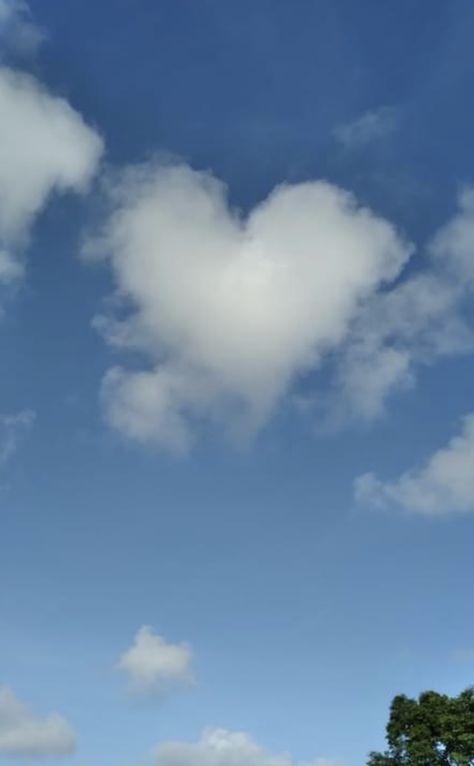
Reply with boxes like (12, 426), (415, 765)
(2, 0), (474, 527)
(86, 162), (411, 451)
(0, 65), (103, 293)
(0, 686), (76, 757)
(351, 188), (474, 515)
(117, 626), (194, 696)
(153, 728), (341, 766)
(355, 413), (474, 515)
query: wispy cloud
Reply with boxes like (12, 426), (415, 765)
(0, 0), (44, 56)
(0, 409), (35, 467)
(333, 105), (401, 149)
(347, 191), (474, 491)
(321, 188), (474, 428)
(355, 413), (474, 515)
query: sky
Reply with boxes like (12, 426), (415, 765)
(0, 1), (474, 765)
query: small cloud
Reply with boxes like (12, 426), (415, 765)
(334, 106), (400, 149)
(0, 686), (76, 758)
(153, 728), (342, 766)
(117, 626), (194, 697)
(354, 413), (474, 515)
(0, 409), (35, 467)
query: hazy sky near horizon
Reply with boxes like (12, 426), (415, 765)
(1, 2), (474, 766)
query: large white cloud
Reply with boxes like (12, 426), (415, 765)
(86, 162), (411, 450)
(355, 413), (474, 515)
(117, 626), (194, 696)
(0, 686), (76, 758)
(153, 728), (342, 766)
(0, 64), (103, 290)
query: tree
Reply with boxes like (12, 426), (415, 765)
(367, 687), (474, 766)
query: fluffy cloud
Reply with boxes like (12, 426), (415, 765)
(86, 162), (411, 450)
(117, 626), (194, 696)
(355, 413), (474, 515)
(153, 728), (342, 766)
(0, 686), (76, 757)
(0, 64), (103, 292)
(0, 409), (34, 466)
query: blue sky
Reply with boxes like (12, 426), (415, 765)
(0, 2), (474, 766)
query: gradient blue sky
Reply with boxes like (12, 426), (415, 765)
(1, 2), (474, 766)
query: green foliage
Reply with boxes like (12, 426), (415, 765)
(367, 687), (474, 766)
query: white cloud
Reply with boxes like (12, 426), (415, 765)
(86, 162), (411, 451)
(355, 413), (474, 515)
(323, 187), (474, 427)
(333, 106), (400, 149)
(325, 274), (469, 426)
(117, 626), (194, 696)
(0, 409), (34, 466)
(0, 65), (103, 291)
(153, 728), (342, 766)
(327, 344), (413, 424)
(0, 686), (76, 758)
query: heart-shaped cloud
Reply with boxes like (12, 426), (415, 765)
(86, 163), (411, 451)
